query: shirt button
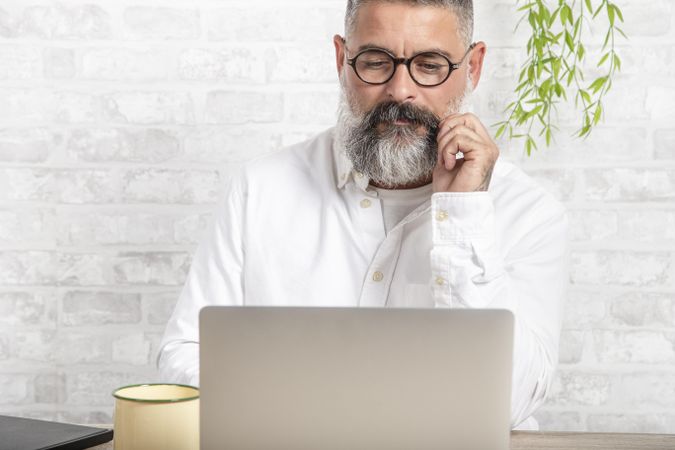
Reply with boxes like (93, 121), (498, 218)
(355, 171), (364, 178)
(372, 271), (384, 282)
(435, 276), (446, 286)
(360, 199), (372, 208)
(436, 210), (449, 222)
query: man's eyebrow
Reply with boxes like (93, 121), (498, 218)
(355, 43), (454, 59)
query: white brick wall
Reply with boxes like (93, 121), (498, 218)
(0, 0), (673, 432)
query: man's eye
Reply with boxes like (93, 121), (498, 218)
(363, 61), (390, 69)
(416, 62), (443, 72)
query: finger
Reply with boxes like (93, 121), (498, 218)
(439, 135), (484, 170)
(437, 124), (483, 151)
(440, 113), (492, 142)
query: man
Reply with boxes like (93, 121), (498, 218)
(158, 0), (568, 430)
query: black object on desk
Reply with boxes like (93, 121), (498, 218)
(0, 415), (113, 450)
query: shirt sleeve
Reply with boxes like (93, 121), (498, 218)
(157, 173), (246, 387)
(429, 191), (569, 429)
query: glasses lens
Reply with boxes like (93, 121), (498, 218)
(410, 53), (451, 86)
(354, 50), (394, 84)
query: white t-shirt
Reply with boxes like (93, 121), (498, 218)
(373, 184), (434, 234)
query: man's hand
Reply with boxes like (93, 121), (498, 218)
(432, 113), (499, 193)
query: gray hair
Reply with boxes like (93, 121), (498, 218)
(344, 0), (474, 47)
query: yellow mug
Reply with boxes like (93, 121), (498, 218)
(112, 383), (199, 450)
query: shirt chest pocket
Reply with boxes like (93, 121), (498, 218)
(403, 283), (433, 308)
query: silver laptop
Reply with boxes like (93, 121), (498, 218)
(200, 307), (513, 450)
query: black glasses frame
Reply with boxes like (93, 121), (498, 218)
(344, 41), (477, 87)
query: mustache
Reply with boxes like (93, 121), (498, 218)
(362, 101), (441, 137)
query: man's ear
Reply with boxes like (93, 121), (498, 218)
(334, 34), (346, 76)
(467, 41), (487, 90)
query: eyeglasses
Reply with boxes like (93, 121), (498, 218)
(344, 41), (476, 87)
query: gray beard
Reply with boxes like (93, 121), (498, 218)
(336, 83), (471, 189)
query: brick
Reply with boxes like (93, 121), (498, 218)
(112, 333), (151, 365)
(613, 372), (675, 408)
(113, 252), (192, 286)
(625, 45), (675, 78)
(594, 330), (675, 364)
(0, 168), (50, 202)
(55, 331), (110, 364)
(568, 209), (618, 242)
(0, 7), (13, 38)
(647, 87), (675, 121)
(0, 45), (42, 79)
(57, 212), (176, 246)
(66, 371), (149, 406)
(205, 91), (283, 124)
(654, 129), (675, 160)
(267, 46), (337, 83)
(0, 292), (54, 327)
(0, 89), (51, 123)
(143, 291), (179, 325)
(285, 91), (340, 125)
(0, 169), (109, 204)
(178, 48), (266, 83)
(104, 92), (195, 125)
(619, 0), (672, 37)
(617, 210), (675, 243)
(533, 411), (583, 432)
(18, 4), (112, 40)
(522, 169), (576, 202)
(603, 81), (648, 121)
(0, 374), (30, 405)
(62, 291), (141, 326)
(82, 48), (169, 81)
(121, 169), (219, 204)
(562, 290), (607, 330)
(54, 169), (117, 204)
(54, 91), (106, 123)
(174, 213), (210, 244)
(559, 330), (585, 364)
(66, 128), (180, 163)
(547, 371), (611, 406)
(182, 127), (281, 163)
(43, 48), (75, 79)
(57, 253), (117, 286)
(35, 373), (65, 404)
(0, 334), (8, 360)
(0, 209), (55, 244)
(0, 251), (56, 285)
(587, 414), (675, 434)
(207, 7), (341, 42)
(0, 128), (55, 163)
(609, 292), (675, 327)
(570, 251), (673, 287)
(481, 48), (524, 81)
(584, 169), (675, 202)
(12, 330), (57, 362)
(123, 7), (200, 40)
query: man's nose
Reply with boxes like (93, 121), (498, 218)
(385, 64), (417, 103)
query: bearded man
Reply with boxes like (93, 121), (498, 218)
(158, 0), (569, 430)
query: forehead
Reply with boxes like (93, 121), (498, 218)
(350, 2), (463, 54)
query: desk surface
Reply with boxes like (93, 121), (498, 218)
(90, 431), (675, 450)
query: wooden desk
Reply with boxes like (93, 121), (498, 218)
(90, 431), (675, 449)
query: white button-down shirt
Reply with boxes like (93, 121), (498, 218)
(158, 127), (569, 430)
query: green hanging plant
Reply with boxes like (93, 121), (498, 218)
(494, 0), (627, 155)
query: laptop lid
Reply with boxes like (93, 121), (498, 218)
(0, 415), (113, 450)
(200, 307), (513, 450)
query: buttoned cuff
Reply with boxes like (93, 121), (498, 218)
(431, 192), (495, 244)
